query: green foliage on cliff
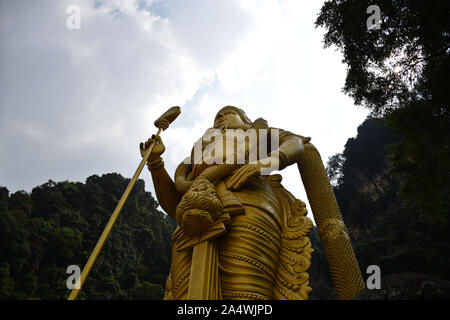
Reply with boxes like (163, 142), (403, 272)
(0, 173), (175, 300)
(316, 0), (449, 286)
(317, 0), (450, 225)
(327, 118), (450, 282)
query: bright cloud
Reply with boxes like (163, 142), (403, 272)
(0, 0), (368, 222)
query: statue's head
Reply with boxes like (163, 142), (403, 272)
(214, 106), (252, 129)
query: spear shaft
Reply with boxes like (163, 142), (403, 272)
(68, 106), (180, 300)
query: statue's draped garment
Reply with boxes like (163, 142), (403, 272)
(164, 128), (315, 300)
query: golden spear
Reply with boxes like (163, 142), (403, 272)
(68, 106), (181, 300)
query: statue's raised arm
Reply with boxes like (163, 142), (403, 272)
(297, 140), (365, 300)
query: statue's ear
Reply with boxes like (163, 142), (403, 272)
(253, 117), (268, 129)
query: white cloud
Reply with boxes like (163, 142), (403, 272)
(0, 0), (368, 223)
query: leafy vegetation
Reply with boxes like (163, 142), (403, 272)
(1, 0), (448, 300)
(0, 173), (175, 300)
(316, 0), (450, 224)
(327, 117), (450, 283)
(316, 0), (449, 285)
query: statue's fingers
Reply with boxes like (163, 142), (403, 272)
(145, 138), (155, 149)
(226, 166), (247, 188)
(235, 173), (251, 189)
(225, 177), (236, 189)
(151, 134), (162, 145)
(234, 167), (258, 189)
(232, 170), (251, 190)
(225, 173), (240, 189)
(231, 178), (244, 190)
(155, 135), (162, 144)
(225, 171), (240, 188)
(234, 175), (249, 190)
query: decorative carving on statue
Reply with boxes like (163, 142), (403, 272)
(141, 105), (365, 300)
(318, 218), (350, 246)
(176, 179), (225, 235)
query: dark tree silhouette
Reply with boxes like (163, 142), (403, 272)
(326, 118), (450, 282)
(316, 0), (450, 224)
(0, 174), (175, 299)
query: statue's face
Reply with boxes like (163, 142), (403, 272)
(214, 109), (246, 128)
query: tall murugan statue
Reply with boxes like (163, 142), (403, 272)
(140, 106), (364, 300)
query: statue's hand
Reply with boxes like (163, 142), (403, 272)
(140, 134), (165, 161)
(225, 163), (260, 190)
(225, 157), (279, 190)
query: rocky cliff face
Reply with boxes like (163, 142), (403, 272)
(354, 273), (450, 300)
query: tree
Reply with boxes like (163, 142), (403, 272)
(128, 282), (164, 300)
(326, 118), (450, 281)
(316, 0), (450, 222)
(0, 174), (176, 299)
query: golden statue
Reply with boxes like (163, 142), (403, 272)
(140, 106), (364, 300)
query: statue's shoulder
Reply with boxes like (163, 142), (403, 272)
(268, 126), (306, 143)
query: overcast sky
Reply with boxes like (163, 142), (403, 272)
(0, 0), (368, 220)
